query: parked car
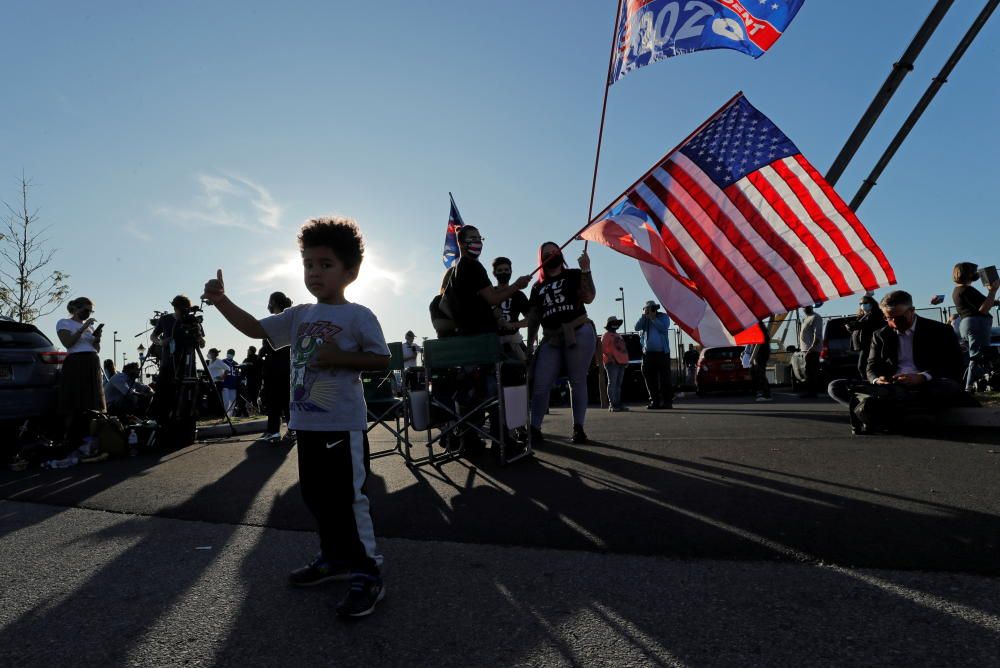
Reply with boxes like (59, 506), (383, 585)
(0, 318), (66, 425)
(791, 316), (861, 389)
(819, 316), (862, 383)
(695, 346), (752, 395)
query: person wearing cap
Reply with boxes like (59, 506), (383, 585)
(402, 330), (421, 369)
(635, 300), (673, 409)
(601, 316), (630, 412)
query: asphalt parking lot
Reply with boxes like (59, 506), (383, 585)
(2, 395), (998, 666)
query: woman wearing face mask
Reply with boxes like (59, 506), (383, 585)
(844, 294), (884, 377)
(55, 297), (106, 446)
(258, 291), (293, 444)
(526, 242), (597, 444)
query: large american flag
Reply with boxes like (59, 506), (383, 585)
(582, 93), (895, 345)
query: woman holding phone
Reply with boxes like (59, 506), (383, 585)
(56, 297), (106, 445)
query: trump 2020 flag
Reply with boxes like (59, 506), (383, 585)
(611, 0), (806, 84)
(581, 93), (895, 347)
(442, 193), (465, 269)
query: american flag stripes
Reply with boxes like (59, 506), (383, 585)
(582, 93), (895, 343)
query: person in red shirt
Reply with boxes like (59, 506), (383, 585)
(601, 316), (630, 412)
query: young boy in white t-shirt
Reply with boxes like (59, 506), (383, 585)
(202, 217), (390, 619)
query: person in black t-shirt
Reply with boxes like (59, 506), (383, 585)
(526, 241), (597, 445)
(493, 257), (530, 333)
(492, 256), (530, 361)
(952, 262), (999, 390)
(448, 226), (530, 336)
(259, 291), (293, 443)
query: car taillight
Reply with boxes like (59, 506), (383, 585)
(819, 344), (829, 360)
(38, 351), (67, 364)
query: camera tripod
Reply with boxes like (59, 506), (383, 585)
(169, 343), (237, 443)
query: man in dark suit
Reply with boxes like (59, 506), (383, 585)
(828, 290), (964, 434)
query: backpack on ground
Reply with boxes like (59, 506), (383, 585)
(89, 413), (129, 457)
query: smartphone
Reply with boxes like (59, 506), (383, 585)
(94, 323), (104, 335)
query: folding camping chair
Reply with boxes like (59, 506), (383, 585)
(403, 332), (532, 467)
(363, 342), (410, 459)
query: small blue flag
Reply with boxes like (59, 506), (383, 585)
(442, 193), (465, 269)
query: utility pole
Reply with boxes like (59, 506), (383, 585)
(850, 0), (999, 210)
(826, 0), (954, 186)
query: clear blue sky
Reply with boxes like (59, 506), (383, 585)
(3, 1), (998, 363)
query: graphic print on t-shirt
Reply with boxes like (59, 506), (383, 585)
(290, 320), (343, 412)
(538, 279), (574, 320)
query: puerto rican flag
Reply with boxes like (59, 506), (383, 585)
(612, 0), (807, 84)
(581, 93), (895, 347)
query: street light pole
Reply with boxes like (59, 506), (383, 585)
(113, 331), (121, 366)
(616, 286), (627, 333)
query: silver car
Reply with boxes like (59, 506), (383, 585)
(0, 317), (66, 423)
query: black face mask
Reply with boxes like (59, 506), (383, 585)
(543, 253), (563, 270)
(495, 272), (511, 285)
(78, 309), (92, 319)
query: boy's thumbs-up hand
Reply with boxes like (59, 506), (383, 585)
(202, 269), (226, 304)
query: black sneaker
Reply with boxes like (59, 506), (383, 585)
(288, 556), (350, 587)
(571, 424), (588, 444)
(336, 575), (385, 618)
(529, 427), (545, 446)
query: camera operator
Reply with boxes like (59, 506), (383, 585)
(150, 294), (205, 420)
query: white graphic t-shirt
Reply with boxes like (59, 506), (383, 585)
(259, 302), (390, 432)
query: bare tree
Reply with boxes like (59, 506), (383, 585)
(0, 175), (70, 323)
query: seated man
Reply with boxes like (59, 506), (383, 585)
(105, 362), (153, 416)
(828, 290), (964, 434)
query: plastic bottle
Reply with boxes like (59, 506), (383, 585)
(128, 429), (139, 457)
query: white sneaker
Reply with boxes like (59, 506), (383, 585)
(755, 395), (773, 402)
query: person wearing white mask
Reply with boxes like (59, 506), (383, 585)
(446, 225), (530, 336)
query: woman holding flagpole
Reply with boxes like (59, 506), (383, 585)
(527, 242), (597, 445)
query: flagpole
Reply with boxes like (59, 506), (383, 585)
(582, 0), (625, 255)
(556, 91), (744, 257)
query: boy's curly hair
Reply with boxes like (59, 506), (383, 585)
(298, 216), (365, 270)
